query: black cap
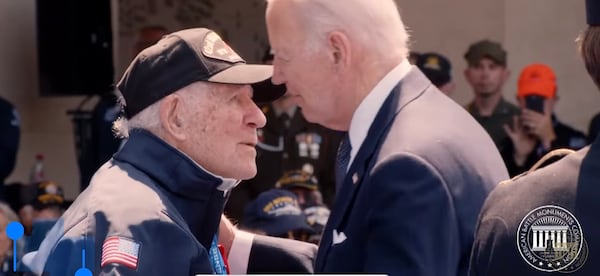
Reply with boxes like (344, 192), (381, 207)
(416, 52), (452, 87)
(117, 28), (286, 118)
(587, 0), (600, 26)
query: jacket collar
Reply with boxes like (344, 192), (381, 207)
(113, 129), (240, 201)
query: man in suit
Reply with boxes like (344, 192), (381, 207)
(244, 0), (509, 275)
(469, 1), (600, 275)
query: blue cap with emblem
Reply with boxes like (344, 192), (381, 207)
(241, 189), (314, 237)
(588, 0), (600, 26)
(117, 28), (286, 118)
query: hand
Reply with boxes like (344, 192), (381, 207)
(521, 109), (556, 149)
(503, 115), (537, 166)
(218, 215), (236, 258)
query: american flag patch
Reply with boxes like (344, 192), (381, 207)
(101, 236), (140, 269)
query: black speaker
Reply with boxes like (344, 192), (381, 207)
(36, 0), (114, 96)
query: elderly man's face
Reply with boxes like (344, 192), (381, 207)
(178, 82), (266, 180)
(266, 1), (341, 128)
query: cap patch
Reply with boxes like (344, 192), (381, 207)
(423, 56), (441, 70)
(202, 32), (243, 63)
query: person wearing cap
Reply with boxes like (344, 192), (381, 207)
(416, 52), (456, 96)
(275, 170), (330, 244)
(21, 28), (315, 275)
(275, 169), (324, 209)
(469, 1), (600, 275)
(464, 39), (520, 153)
(225, 48), (342, 222)
(22, 181), (65, 255)
(240, 189), (314, 240)
(501, 63), (586, 177)
(229, 1), (507, 275)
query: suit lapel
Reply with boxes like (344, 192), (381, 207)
(316, 68), (432, 270)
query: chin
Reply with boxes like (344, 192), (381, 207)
(235, 165), (257, 180)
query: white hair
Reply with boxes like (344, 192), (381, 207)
(267, 0), (410, 60)
(113, 82), (216, 138)
(113, 92), (163, 139)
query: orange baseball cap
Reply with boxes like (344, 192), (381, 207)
(517, 63), (557, 98)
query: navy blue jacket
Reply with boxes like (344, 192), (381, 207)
(314, 68), (508, 276)
(23, 130), (235, 275)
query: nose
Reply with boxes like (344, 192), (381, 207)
(245, 89), (267, 129)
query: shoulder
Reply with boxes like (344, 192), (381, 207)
(83, 161), (177, 228)
(481, 147), (587, 225)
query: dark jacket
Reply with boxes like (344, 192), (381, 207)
(22, 130), (233, 275)
(470, 138), (600, 275)
(313, 68), (507, 276)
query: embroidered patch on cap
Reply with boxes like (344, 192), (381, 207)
(202, 32), (244, 63)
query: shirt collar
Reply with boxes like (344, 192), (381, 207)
(348, 59), (412, 165)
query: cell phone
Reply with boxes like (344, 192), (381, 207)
(525, 95), (545, 113)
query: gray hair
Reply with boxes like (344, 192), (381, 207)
(113, 81), (216, 138)
(267, 0), (410, 60)
(113, 92), (162, 139)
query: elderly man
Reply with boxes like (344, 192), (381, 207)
(22, 28), (316, 275)
(222, 1), (507, 275)
(469, 1), (600, 275)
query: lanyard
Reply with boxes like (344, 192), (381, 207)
(208, 234), (227, 274)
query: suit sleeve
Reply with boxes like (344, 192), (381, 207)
(247, 234), (317, 273)
(364, 153), (461, 275)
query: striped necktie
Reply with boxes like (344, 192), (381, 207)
(335, 134), (351, 193)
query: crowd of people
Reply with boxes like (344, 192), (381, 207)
(0, 0), (599, 275)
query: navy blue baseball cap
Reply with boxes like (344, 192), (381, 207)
(117, 28), (286, 118)
(588, 0), (600, 26)
(241, 189), (314, 236)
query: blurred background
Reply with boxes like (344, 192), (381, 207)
(0, 0), (594, 200)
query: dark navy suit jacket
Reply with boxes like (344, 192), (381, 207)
(314, 68), (508, 276)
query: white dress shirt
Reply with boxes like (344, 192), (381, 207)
(347, 59), (412, 167)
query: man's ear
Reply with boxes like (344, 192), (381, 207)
(159, 94), (186, 141)
(327, 31), (351, 67)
